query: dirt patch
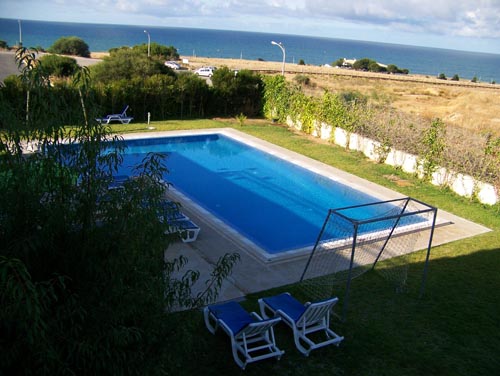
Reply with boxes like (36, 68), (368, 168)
(384, 175), (414, 187)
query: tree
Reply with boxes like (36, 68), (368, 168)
(368, 60), (385, 72)
(353, 58), (372, 71)
(387, 64), (398, 74)
(109, 43), (179, 61)
(211, 67), (263, 116)
(91, 46), (175, 83)
(0, 48), (239, 374)
(298, 59), (305, 65)
(48, 36), (90, 57)
(451, 74), (460, 81)
(39, 54), (79, 77)
(471, 76), (478, 83)
(0, 40), (8, 49)
(438, 73), (447, 80)
(332, 58), (344, 67)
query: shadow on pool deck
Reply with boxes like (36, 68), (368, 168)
(129, 129), (491, 303)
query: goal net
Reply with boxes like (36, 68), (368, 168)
(299, 197), (437, 318)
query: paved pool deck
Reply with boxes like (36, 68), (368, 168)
(123, 129), (491, 303)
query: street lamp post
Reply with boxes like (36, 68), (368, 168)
(144, 30), (150, 57)
(18, 19), (22, 47)
(271, 41), (285, 75)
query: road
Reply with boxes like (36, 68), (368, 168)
(0, 51), (18, 82)
(0, 50), (102, 83)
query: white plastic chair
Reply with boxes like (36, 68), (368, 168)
(204, 301), (284, 370)
(96, 105), (134, 124)
(259, 292), (344, 356)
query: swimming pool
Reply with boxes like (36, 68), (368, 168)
(114, 131), (406, 255)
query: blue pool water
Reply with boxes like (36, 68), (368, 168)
(114, 133), (395, 254)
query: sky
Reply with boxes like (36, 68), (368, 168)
(3, 0), (500, 54)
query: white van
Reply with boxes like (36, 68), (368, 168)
(194, 66), (217, 77)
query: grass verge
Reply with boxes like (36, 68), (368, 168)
(113, 118), (500, 376)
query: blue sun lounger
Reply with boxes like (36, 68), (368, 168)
(259, 292), (344, 356)
(168, 218), (200, 242)
(204, 301), (284, 370)
(96, 105), (133, 124)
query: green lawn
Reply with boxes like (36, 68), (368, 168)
(114, 119), (500, 375)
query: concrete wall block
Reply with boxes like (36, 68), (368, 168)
(451, 173), (475, 197)
(476, 182), (498, 205)
(334, 127), (348, 148)
(320, 122), (332, 140)
(283, 112), (499, 205)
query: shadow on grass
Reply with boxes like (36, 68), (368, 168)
(161, 246), (499, 375)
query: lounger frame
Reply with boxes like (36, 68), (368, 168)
(204, 302), (284, 370)
(259, 292), (344, 356)
(96, 105), (133, 124)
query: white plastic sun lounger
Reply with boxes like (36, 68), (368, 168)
(168, 218), (200, 243)
(259, 292), (344, 356)
(204, 301), (284, 370)
(96, 105), (133, 124)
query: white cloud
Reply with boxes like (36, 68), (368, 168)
(3, 0), (500, 52)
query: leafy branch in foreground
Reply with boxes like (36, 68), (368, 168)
(0, 48), (240, 375)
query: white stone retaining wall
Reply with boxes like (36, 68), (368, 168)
(287, 116), (498, 206)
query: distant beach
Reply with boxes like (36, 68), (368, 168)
(1, 18), (499, 83)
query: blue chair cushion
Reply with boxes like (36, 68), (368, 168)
(263, 293), (306, 322)
(208, 301), (254, 335)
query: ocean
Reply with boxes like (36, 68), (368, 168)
(1, 18), (499, 83)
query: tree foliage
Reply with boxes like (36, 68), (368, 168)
(91, 47), (175, 83)
(352, 58), (407, 74)
(353, 58), (372, 71)
(48, 36), (90, 57)
(332, 58), (344, 67)
(0, 48), (239, 374)
(211, 67), (263, 116)
(262, 74), (291, 121)
(418, 118), (447, 180)
(39, 53), (79, 77)
(110, 43), (179, 61)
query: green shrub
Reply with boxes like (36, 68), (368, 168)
(451, 74), (460, 81)
(262, 75), (292, 121)
(48, 36), (90, 57)
(294, 74), (311, 86)
(90, 47), (174, 83)
(353, 58), (372, 71)
(387, 64), (409, 74)
(39, 54), (78, 77)
(298, 59), (305, 65)
(110, 43), (179, 61)
(438, 73), (447, 80)
(332, 58), (344, 67)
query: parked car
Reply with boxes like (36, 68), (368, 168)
(194, 66), (217, 77)
(164, 61), (181, 70)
